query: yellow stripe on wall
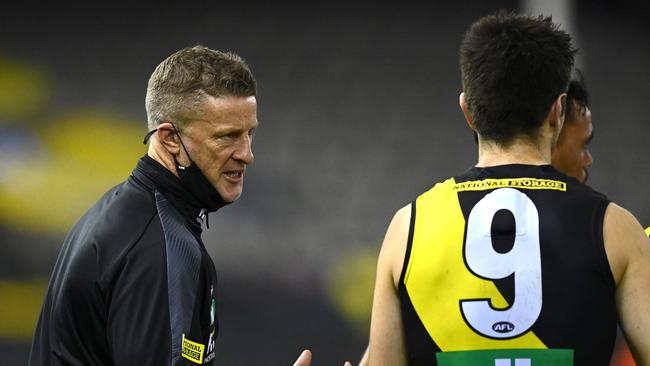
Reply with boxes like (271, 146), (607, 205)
(404, 178), (546, 351)
(0, 279), (47, 340)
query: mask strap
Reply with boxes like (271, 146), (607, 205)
(142, 123), (192, 155)
(169, 123), (195, 169)
(142, 128), (157, 144)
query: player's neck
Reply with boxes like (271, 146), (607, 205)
(476, 137), (551, 167)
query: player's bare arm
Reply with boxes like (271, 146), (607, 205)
(359, 347), (369, 366)
(367, 204), (411, 366)
(603, 203), (650, 364)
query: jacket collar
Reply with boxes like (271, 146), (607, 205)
(131, 155), (224, 233)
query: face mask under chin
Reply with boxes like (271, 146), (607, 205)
(173, 152), (228, 212)
(142, 124), (229, 212)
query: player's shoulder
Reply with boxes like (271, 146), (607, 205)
(604, 203), (644, 231)
(603, 203), (650, 284)
(416, 177), (457, 203)
(390, 204), (412, 228)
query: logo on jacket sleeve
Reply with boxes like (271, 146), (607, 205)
(210, 285), (216, 326)
(181, 334), (205, 364)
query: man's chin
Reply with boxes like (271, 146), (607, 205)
(219, 190), (243, 203)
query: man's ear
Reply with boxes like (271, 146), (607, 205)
(156, 122), (182, 155)
(459, 92), (476, 131)
(549, 93), (567, 130)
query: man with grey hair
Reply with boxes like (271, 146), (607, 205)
(29, 46), (296, 365)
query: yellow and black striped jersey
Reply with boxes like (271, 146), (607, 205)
(399, 164), (614, 366)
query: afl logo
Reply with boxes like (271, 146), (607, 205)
(492, 321), (515, 333)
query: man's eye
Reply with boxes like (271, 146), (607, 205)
(219, 133), (236, 140)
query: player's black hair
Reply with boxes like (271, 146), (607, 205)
(566, 68), (589, 121)
(460, 11), (577, 145)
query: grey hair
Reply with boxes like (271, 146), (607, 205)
(145, 45), (257, 131)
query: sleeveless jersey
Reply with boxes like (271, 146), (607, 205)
(398, 164), (615, 366)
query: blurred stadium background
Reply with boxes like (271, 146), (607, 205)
(0, 0), (648, 364)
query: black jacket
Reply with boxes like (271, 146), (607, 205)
(29, 155), (219, 365)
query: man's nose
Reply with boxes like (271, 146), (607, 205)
(233, 135), (254, 165)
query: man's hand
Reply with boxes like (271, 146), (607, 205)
(292, 349), (352, 366)
(293, 350), (312, 366)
